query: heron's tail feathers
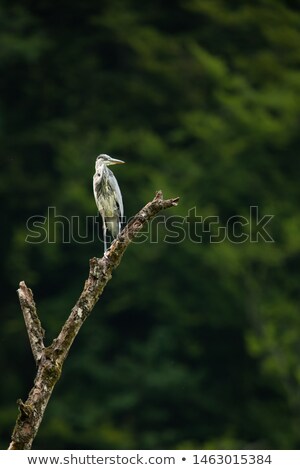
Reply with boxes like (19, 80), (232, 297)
(105, 216), (121, 239)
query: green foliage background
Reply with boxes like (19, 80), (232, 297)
(1, 0), (300, 449)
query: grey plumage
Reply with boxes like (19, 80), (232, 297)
(93, 153), (125, 252)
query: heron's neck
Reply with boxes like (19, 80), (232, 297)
(95, 163), (108, 178)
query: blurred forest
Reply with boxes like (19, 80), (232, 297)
(1, 0), (300, 450)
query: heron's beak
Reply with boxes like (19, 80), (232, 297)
(110, 158), (125, 165)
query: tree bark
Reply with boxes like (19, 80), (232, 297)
(8, 191), (179, 450)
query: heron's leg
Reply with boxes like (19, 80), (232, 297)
(103, 223), (107, 253)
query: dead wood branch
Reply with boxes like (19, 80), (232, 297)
(8, 191), (179, 450)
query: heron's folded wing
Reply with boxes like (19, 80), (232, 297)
(108, 170), (124, 218)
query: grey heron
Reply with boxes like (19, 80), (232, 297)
(93, 153), (125, 253)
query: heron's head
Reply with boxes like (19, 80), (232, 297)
(95, 154), (125, 171)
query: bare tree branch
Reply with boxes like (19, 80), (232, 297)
(8, 191), (179, 450)
(17, 282), (45, 364)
